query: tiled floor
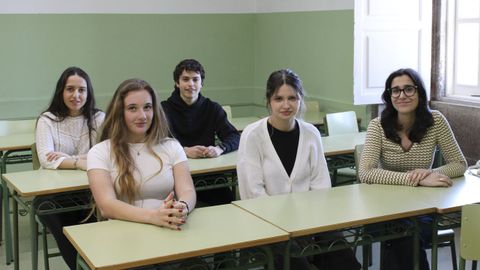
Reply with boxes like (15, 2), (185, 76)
(0, 214), (472, 270)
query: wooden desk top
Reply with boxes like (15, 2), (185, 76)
(406, 174), (480, 214)
(188, 151), (237, 175)
(2, 169), (88, 197)
(322, 132), (366, 157)
(64, 204), (289, 270)
(0, 133), (35, 152)
(233, 183), (436, 238)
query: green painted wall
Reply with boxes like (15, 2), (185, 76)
(0, 14), (254, 119)
(0, 11), (367, 124)
(253, 10), (368, 124)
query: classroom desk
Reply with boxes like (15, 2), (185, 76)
(321, 131), (366, 157)
(188, 151), (238, 194)
(322, 132), (366, 186)
(406, 174), (480, 270)
(2, 153), (239, 270)
(188, 151), (237, 175)
(230, 116), (261, 132)
(2, 169), (89, 270)
(64, 204), (289, 270)
(0, 132), (35, 264)
(233, 183), (436, 270)
(304, 111), (326, 127)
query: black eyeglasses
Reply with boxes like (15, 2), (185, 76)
(388, 85), (417, 98)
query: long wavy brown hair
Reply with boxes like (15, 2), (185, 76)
(99, 79), (171, 203)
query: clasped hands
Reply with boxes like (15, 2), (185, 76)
(407, 169), (453, 187)
(151, 192), (189, 230)
(185, 145), (223, 159)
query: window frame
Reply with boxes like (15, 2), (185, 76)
(432, 0), (480, 105)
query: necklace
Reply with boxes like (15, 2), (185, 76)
(131, 143), (145, 156)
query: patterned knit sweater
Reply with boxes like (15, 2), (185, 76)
(359, 110), (467, 186)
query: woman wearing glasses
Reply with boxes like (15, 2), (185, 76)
(358, 68), (466, 269)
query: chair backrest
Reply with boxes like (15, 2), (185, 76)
(31, 143), (41, 170)
(460, 204), (480, 261)
(324, 111), (359, 136)
(432, 146), (445, 168)
(222, 105), (232, 121)
(0, 119), (36, 136)
(304, 100), (321, 124)
(354, 144), (364, 181)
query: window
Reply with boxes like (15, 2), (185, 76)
(446, 0), (480, 99)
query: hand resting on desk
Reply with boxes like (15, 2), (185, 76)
(407, 169), (452, 187)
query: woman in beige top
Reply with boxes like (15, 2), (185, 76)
(359, 68), (467, 270)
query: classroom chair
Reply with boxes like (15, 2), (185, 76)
(354, 144), (364, 181)
(459, 204), (480, 270)
(304, 100), (322, 128)
(324, 111), (359, 136)
(429, 147), (458, 270)
(32, 143), (50, 269)
(31, 143), (40, 170)
(324, 111), (359, 186)
(31, 143), (59, 270)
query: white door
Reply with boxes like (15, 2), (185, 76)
(354, 0), (432, 105)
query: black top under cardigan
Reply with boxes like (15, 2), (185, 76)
(161, 90), (240, 154)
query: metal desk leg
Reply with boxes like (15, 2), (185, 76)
(413, 218), (420, 270)
(431, 214), (439, 270)
(2, 178), (13, 264)
(259, 246), (275, 270)
(30, 207), (38, 270)
(76, 253), (90, 270)
(283, 240), (291, 270)
(12, 191), (19, 270)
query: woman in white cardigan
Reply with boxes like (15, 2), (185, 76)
(237, 69), (360, 270)
(238, 116), (330, 198)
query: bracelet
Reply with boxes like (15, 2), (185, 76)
(178, 200), (190, 213)
(73, 158), (78, 169)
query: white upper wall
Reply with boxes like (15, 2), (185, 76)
(0, 0), (353, 14)
(255, 0), (353, 13)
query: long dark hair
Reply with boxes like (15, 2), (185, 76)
(380, 68), (433, 144)
(41, 66), (100, 147)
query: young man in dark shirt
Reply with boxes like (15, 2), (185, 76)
(161, 59), (240, 205)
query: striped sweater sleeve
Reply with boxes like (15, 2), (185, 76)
(431, 112), (467, 177)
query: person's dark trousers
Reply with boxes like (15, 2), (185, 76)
(313, 248), (361, 270)
(382, 216), (433, 270)
(33, 196), (95, 270)
(197, 187), (234, 206)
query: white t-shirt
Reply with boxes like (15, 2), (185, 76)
(87, 138), (187, 209)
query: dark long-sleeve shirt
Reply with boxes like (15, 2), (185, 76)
(161, 90), (240, 154)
